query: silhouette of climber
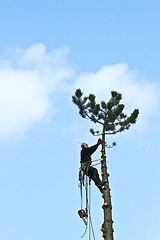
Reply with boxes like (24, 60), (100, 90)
(80, 139), (105, 193)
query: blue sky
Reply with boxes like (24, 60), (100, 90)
(0, 0), (160, 239)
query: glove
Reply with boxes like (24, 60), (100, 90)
(97, 138), (102, 145)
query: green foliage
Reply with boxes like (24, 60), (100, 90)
(105, 141), (117, 148)
(90, 128), (95, 135)
(72, 88), (139, 135)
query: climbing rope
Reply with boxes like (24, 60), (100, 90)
(78, 172), (96, 240)
(91, 158), (101, 167)
(88, 180), (96, 240)
(92, 159), (101, 162)
(80, 174), (89, 238)
(91, 162), (101, 167)
(78, 157), (104, 239)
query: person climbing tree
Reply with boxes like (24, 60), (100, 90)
(73, 89), (139, 240)
(81, 139), (105, 193)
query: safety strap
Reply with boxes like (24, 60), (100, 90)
(81, 162), (90, 175)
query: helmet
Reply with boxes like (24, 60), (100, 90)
(81, 143), (88, 148)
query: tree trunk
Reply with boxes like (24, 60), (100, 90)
(101, 131), (114, 240)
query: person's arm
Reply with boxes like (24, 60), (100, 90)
(85, 139), (102, 156)
(86, 144), (98, 156)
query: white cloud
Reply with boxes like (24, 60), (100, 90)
(0, 44), (159, 141)
(0, 43), (74, 141)
(73, 63), (160, 135)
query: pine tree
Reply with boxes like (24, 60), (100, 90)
(72, 88), (139, 240)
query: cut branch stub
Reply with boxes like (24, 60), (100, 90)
(102, 202), (108, 209)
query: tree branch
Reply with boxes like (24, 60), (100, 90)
(84, 110), (104, 125)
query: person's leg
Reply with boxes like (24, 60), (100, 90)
(87, 166), (104, 192)
(88, 166), (100, 182)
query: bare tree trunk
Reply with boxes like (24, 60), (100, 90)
(101, 131), (114, 240)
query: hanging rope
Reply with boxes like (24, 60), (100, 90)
(78, 166), (97, 239)
(88, 180), (96, 240)
(79, 175), (96, 240)
(81, 175), (89, 238)
(86, 175), (88, 216)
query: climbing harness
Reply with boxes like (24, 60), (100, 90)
(78, 169), (96, 240)
(81, 162), (91, 173)
(81, 159), (101, 172)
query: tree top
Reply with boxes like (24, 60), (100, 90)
(72, 88), (139, 135)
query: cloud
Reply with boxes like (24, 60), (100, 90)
(73, 63), (160, 135)
(0, 43), (74, 141)
(0, 44), (159, 141)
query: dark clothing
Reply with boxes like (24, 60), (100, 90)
(81, 144), (98, 163)
(87, 166), (99, 181)
(80, 144), (103, 193)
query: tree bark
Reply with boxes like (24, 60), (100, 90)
(101, 131), (114, 240)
